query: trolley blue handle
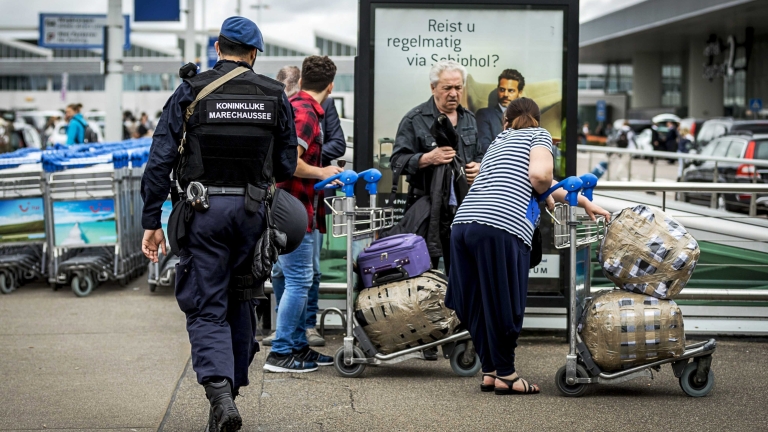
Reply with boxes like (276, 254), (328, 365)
(579, 173), (598, 202)
(358, 169), (382, 196)
(314, 169), (359, 197)
(539, 176), (584, 206)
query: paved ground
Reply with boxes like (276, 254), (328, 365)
(2, 278), (768, 431)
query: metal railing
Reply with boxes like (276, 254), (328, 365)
(579, 145), (768, 216)
(591, 181), (768, 302)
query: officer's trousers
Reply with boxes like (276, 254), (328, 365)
(174, 196), (264, 390)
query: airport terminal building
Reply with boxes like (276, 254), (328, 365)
(579, 0), (768, 122)
(1, 0), (766, 126)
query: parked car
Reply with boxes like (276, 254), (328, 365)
(693, 118), (768, 152)
(46, 120), (104, 147)
(680, 132), (768, 213)
(16, 110), (64, 134)
(679, 117), (706, 142)
(10, 122), (42, 149)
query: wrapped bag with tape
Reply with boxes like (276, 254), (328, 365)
(581, 290), (685, 371)
(598, 205), (700, 299)
(354, 270), (459, 354)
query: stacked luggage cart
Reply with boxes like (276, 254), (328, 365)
(0, 159), (48, 294)
(0, 139), (152, 297)
(315, 169), (481, 378)
(542, 174), (717, 398)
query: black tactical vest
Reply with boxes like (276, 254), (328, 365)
(177, 61), (286, 189)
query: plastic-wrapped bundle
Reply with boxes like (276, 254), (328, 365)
(581, 290), (685, 371)
(599, 205), (699, 299)
(354, 270), (458, 354)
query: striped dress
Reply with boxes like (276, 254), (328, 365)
(452, 127), (553, 248)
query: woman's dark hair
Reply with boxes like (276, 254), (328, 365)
(67, 103), (82, 113)
(504, 97), (540, 130)
(300, 56), (337, 93)
(218, 35), (255, 58)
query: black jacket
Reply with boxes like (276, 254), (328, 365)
(385, 113), (469, 258)
(476, 105), (504, 153)
(391, 97), (483, 195)
(320, 97), (346, 166)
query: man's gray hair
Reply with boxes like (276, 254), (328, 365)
(429, 60), (467, 88)
(276, 65), (301, 97)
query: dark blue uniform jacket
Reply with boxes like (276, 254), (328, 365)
(140, 60), (298, 230)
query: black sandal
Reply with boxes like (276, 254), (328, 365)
(494, 375), (540, 395)
(481, 374), (496, 392)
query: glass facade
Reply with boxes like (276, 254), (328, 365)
(661, 64), (682, 107)
(315, 36), (356, 56)
(724, 57), (747, 116)
(263, 42), (307, 57)
(578, 64), (632, 93)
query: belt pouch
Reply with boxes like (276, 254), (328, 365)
(167, 200), (194, 255)
(245, 184), (264, 214)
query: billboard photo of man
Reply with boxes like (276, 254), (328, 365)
(476, 69), (525, 152)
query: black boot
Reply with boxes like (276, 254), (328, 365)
(204, 380), (242, 432)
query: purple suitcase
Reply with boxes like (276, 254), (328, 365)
(358, 234), (431, 288)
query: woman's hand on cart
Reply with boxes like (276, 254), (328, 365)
(538, 174), (611, 222)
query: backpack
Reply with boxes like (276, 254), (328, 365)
(616, 130), (629, 148)
(83, 125), (99, 143)
(73, 117), (99, 143)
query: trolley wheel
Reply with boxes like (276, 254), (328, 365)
(149, 283), (157, 293)
(0, 272), (15, 294)
(450, 343), (482, 377)
(679, 361), (715, 397)
(555, 365), (590, 397)
(71, 274), (94, 297)
(333, 346), (367, 378)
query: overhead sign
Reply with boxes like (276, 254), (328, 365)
(39, 13), (131, 50)
(749, 98), (763, 112)
(596, 100), (607, 122)
(135, 0), (180, 22)
(208, 36), (218, 69)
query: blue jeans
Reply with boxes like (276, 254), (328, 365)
(271, 230), (322, 329)
(270, 232), (314, 355)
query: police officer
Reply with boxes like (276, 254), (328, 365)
(140, 17), (297, 431)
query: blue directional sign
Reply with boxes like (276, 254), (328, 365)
(135, 0), (180, 22)
(749, 98), (763, 112)
(596, 100), (607, 122)
(39, 14), (130, 50)
(208, 36), (219, 69)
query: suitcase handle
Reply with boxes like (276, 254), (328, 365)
(371, 266), (410, 286)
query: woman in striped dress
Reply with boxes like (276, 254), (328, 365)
(446, 98), (611, 395)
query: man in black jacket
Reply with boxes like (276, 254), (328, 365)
(391, 60), (483, 274)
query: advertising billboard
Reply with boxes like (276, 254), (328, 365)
(53, 199), (117, 247)
(373, 7), (565, 146)
(357, 0), (579, 303)
(0, 198), (45, 243)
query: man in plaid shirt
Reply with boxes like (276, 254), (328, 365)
(264, 56), (341, 373)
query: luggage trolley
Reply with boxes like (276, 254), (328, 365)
(542, 174), (717, 397)
(315, 169), (481, 378)
(46, 143), (150, 297)
(147, 199), (177, 292)
(0, 162), (48, 294)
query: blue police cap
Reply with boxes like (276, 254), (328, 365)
(220, 16), (264, 52)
